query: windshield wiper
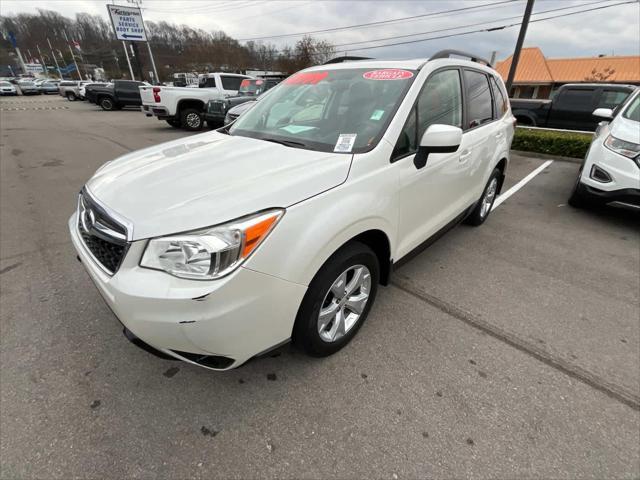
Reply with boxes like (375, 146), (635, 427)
(261, 137), (308, 149)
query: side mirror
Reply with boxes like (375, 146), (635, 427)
(592, 108), (613, 120)
(414, 124), (462, 169)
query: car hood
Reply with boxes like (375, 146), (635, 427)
(228, 100), (256, 115)
(610, 115), (640, 144)
(86, 131), (352, 240)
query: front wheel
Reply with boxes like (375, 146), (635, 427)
(568, 173), (592, 208)
(292, 242), (379, 357)
(465, 168), (501, 226)
(66, 92), (77, 101)
(180, 108), (203, 131)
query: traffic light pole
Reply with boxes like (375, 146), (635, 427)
(505, 0), (535, 93)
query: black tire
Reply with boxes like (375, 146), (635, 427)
(465, 168), (501, 226)
(166, 119), (182, 128)
(100, 97), (115, 111)
(66, 92), (77, 101)
(292, 242), (380, 357)
(568, 174), (592, 208)
(180, 108), (203, 131)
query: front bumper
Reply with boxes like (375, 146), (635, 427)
(581, 138), (640, 195)
(204, 112), (225, 124)
(69, 212), (307, 370)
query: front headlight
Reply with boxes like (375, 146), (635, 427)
(140, 209), (284, 280)
(604, 135), (640, 162)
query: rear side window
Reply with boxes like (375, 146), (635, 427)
(556, 89), (594, 111)
(220, 76), (245, 91)
(598, 90), (630, 109)
(490, 76), (508, 118)
(417, 69), (463, 137)
(463, 70), (493, 128)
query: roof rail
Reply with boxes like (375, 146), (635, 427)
(323, 56), (373, 65)
(429, 50), (492, 67)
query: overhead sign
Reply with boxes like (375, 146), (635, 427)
(107, 5), (147, 42)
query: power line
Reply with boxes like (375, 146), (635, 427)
(237, 0), (520, 41)
(332, 0), (607, 49)
(343, 0), (638, 53)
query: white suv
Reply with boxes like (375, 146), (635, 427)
(69, 52), (515, 370)
(569, 88), (640, 209)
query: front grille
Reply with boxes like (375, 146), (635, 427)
(77, 190), (129, 274)
(208, 101), (225, 114)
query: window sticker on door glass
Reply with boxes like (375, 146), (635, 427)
(370, 109), (384, 121)
(334, 133), (357, 153)
(281, 125), (316, 134)
(363, 69), (414, 81)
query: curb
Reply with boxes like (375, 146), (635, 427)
(511, 149), (582, 164)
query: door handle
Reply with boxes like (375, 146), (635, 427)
(459, 150), (472, 162)
(495, 132), (504, 139)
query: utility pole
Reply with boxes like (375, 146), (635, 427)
(36, 44), (48, 77)
(47, 38), (63, 79)
(63, 31), (82, 80)
(505, 0), (535, 93)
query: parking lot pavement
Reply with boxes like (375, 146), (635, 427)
(1, 96), (639, 479)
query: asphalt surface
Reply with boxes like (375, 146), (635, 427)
(1, 95), (639, 479)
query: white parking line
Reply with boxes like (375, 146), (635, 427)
(492, 160), (554, 210)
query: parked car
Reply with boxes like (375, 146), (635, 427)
(139, 72), (253, 131)
(69, 52), (515, 371)
(17, 79), (41, 95)
(93, 80), (149, 111)
(568, 88), (640, 209)
(0, 80), (17, 96)
(39, 80), (60, 95)
(58, 80), (77, 99)
(84, 83), (110, 103)
(59, 81), (92, 101)
(224, 99), (256, 124)
(510, 83), (635, 131)
(205, 77), (281, 126)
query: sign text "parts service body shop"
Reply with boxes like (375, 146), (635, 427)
(107, 5), (147, 42)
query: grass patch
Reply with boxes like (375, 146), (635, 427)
(513, 127), (593, 159)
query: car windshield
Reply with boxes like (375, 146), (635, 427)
(238, 79), (268, 96)
(622, 94), (640, 122)
(229, 67), (416, 153)
(0, 81), (11, 86)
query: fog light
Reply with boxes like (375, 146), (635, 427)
(590, 165), (612, 183)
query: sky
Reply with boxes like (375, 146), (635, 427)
(1, 0), (639, 62)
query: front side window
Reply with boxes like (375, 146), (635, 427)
(417, 69), (462, 138)
(392, 107), (417, 159)
(230, 68), (416, 153)
(220, 76), (245, 91)
(463, 70), (493, 128)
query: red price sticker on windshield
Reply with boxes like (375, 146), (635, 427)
(285, 71), (328, 85)
(363, 69), (414, 81)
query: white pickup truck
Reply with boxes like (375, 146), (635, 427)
(140, 72), (253, 131)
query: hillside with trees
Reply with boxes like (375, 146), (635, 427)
(0, 9), (336, 80)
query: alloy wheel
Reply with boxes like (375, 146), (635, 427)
(480, 177), (498, 218)
(186, 113), (201, 128)
(317, 265), (371, 343)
